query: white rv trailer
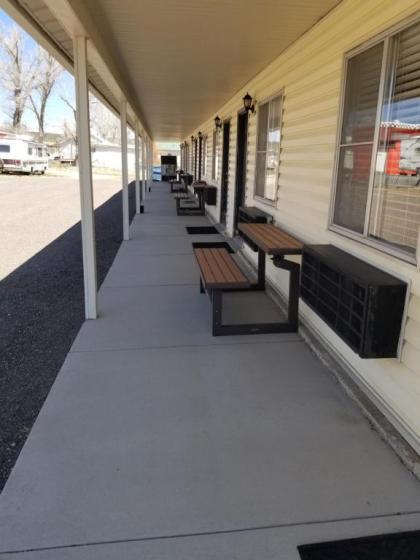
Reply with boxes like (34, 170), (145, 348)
(0, 137), (48, 174)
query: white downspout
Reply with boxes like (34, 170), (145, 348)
(134, 121), (140, 214)
(141, 133), (146, 204)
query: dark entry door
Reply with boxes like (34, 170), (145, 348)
(220, 120), (230, 224)
(234, 111), (248, 231)
(193, 139), (198, 181)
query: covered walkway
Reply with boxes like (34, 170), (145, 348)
(1, 183), (420, 558)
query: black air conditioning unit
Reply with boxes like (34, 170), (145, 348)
(238, 206), (273, 251)
(181, 173), (193, 186)
(204, 186), (217, 206)
(300, 245), (407, 359)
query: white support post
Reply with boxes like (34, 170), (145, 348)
(145, 138), (149, 191)
(146, 136), (149, 193)
(74, 35), (97, 320)
(148, 138), (152, 190)
(134, 121), (141, 214)
(120, 99), (130, 241)
(141, 133), (146, 202)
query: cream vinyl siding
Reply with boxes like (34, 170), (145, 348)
(184, 0), (420, 453)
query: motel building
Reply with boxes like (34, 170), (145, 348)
(2, 0), (420, 558)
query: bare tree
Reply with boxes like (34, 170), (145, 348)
(0, 25), (38, 130)
(60, 94), (78, 160)
(60, 93), (76, 122)
(62, 119), (77, 145)
(89, 97), (120, 143)
(58, 93), (120, 161)
(29, 49), (62, 140)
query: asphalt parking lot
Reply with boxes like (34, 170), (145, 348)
(0, 172), (135, 490)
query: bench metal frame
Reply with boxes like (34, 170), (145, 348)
(170, 180), (187, 193)
(175, 195), (205, 216)
(197, 250), (300, 336)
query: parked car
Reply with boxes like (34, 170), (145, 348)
(153, 165), (161, 181)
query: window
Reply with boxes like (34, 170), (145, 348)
(255, 94), (283, 200)
(0, 144), (11, 153)
(332, 20), (420, 261)
(212, 130), (219, 180)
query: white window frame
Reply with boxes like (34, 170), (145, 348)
(254, 90), (283, 205)
(329, 14), (420, 266)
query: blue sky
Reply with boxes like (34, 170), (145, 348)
(0, 8), (75, 133)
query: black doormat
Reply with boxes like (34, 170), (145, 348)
(186, 226), (218, 234)
(298, 529), (420, 559)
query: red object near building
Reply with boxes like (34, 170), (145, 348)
(382, 124), (420, 176)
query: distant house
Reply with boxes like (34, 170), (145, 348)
(58, 137), (77, 161)
(0, 128), (134, 169)
(58, 135), (135, 170)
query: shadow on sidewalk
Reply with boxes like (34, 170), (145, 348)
(0, 182), (136, 492)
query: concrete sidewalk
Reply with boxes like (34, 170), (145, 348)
(1, 182), (420, 559)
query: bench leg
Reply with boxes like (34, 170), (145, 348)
(209, 283), (299, 336)
(200, 277), (205, 294)
(257, 248), (266, 290)
(287, 262), (300, 330)
(213, 322), (296, 336)
(272, 256), (300, 331)
(212, 290), (223, 336)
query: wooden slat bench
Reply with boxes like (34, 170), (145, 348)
(193, 245), (296, 336)
(237, 222), (303, 331)
(238, 223), (303, 255)
(194, 248), (250, 291)
(175, 191), (205, 216)
(194, 247), (250, 335)
(169, 179), (186, 193)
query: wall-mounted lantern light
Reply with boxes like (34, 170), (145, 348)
(197, 131), (203, 139)
(242, 92), (256, 114)
(191, 135), (195, 143)
(214, 115), (222, 129)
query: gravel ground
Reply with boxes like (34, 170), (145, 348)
(0, 174), (126, 279)
(0, 175), (136, 491)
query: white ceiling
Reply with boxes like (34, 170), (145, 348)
(80, 0), (341, 141)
